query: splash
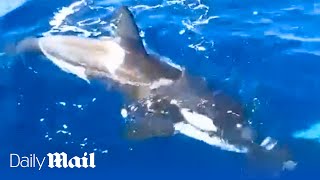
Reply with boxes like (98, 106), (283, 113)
(43, 0), (99, 37)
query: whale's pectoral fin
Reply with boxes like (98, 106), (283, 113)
(111, 6), (146, 54)
(125, 115), (175, 140)
(123, 109), (176, 140)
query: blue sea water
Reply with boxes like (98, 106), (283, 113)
(1, 0), (320, 179)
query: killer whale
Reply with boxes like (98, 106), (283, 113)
(14, 5), (296, 172)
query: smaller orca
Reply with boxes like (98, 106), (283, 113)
(14, 6), (182, 99)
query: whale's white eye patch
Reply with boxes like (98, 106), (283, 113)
(174, 122), (248, 153)
(180, 108), (218, 132)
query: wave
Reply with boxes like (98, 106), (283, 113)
(265, 31), (320, 43)
(288, 49), (320, 57)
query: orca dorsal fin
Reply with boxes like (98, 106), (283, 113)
(112, 6), (146, 54)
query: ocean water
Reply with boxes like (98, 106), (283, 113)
(1, 0), (320, 179)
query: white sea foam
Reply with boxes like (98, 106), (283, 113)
(121, 108), (128, 118)
(77, 18), (102, 26)
(131, 4), (163, 11)
(293, 122), (320, 141)
(95, 0), (131, 6)
(260, 136), (277, 151)
(58, 101), (67, 106)
(0, 0), (28, 17)
(289, 49), (320, 57)
(50, 0), (85, 27)
(43, 0), (93, 37)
